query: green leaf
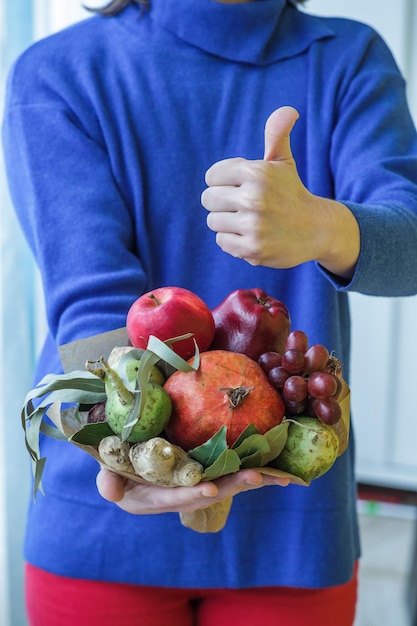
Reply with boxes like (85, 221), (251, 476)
(32, 457), (46, 500)
(233, 433), (270, 460)
(262, 421), (290, 465)
(146, 335), (200, 372)
(188, 426), (228, 467)
(40, 422), (69, 441)
(71, 422), (115, 446)
(240, 450), (265, 469)
(232, 424), (260, 448)
(25, 407), (46, 465)
(24, 371), (105, 405)
(202, 448), (241, 480)
(21, 369), (106, 497)
(120, 390), (143, 442)
(116, 348), (146, 389)
(37, 388), (106, 406)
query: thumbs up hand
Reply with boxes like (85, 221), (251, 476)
(263, 105), (299, 162)
(202, 106), (359, 277)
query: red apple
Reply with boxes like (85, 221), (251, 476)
(126, 286), (215, 360)
(210, 288), (291, 361)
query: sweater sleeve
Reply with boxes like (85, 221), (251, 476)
(2, 61), (147, 348)
(316, 25), (417, 296)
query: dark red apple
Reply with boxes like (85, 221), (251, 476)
(210, 288), (291, 361)
(126, 286), (215, 360)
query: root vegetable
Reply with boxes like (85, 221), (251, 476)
(129, 437), (203, 487)
(98, 435), (134, 473)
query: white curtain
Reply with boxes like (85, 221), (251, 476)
(0, 3), (89, 625)
(1, 2), (39, 624)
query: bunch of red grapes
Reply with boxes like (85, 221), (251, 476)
(258, 330), (342, 425)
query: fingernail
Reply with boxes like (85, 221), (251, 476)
(244, 476), (263, 486)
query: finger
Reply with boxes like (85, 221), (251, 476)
(201, 185), (240, 213)
(96, 468), (127, 503)
(213, 469), (289, 499)
(119, 481), (220, 515)
(261, 475), (291, 487)
(206, 209), (243, 236)
(205, 156), (248, 187)
(215, 232), (246, 258)
(263, 105), (299, 162)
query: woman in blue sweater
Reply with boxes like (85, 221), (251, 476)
(3, 0), (417, 624)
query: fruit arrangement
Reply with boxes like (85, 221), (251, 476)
(22, 286), (349, 530)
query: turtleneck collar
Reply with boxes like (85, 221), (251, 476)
(146, 0), (333, 66)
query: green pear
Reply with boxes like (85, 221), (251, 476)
(271, 417), (339, 482)
(105, 380), (172, 444)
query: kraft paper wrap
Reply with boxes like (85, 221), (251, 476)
(56, 328), (350, 533)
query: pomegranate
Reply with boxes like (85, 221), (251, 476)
(164, 350), (285, 450)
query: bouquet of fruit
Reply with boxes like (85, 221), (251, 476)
(22, 286), (350, 532)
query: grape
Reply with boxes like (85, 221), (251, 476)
(284, 330), (308, 354)
(284, 397), (308, 415)
(306, 396), (317, 417)
(282, 349), (305, 374)
(283, 375), (308, 402)
(87, 401), (107, 423)
(312, 397), (342, 425)
(268, 366), (291, 389)
(258, 351), (282, 374)
(303, 344), (329, 374)
(307, 372), (339, 399)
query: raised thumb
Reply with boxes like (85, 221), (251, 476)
(263, 106), (299, 162)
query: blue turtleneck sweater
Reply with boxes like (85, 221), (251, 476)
(3, 0), (417, 588)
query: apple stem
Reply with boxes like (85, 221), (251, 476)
(148, 293), (161, 306)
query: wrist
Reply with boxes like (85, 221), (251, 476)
(312, 196), (360, 280)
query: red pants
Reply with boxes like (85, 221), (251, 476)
(25, 561), (358, 626)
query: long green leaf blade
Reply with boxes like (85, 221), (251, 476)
(146, 335), (199, 372)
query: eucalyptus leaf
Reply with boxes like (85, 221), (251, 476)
(36, 388), (106, 407)
(32, 457), (46, 500)
(121, 346), (168, 434)
(146, 335), (199, 372)
(21, 369), (106, 497)
(71, 422), (115, 446)
(40, 422), (69, 441)
(202, 448), (241, 480)
(121, 390), (142, 442)
(128, 348), (158, 419)
(25, 408), (46, 465)
(188, 426), (228, 467)
(24, 371), (105, 404)
(116, 348), (147, 389)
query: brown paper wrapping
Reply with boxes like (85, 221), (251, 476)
(54, 328), (350, 533)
